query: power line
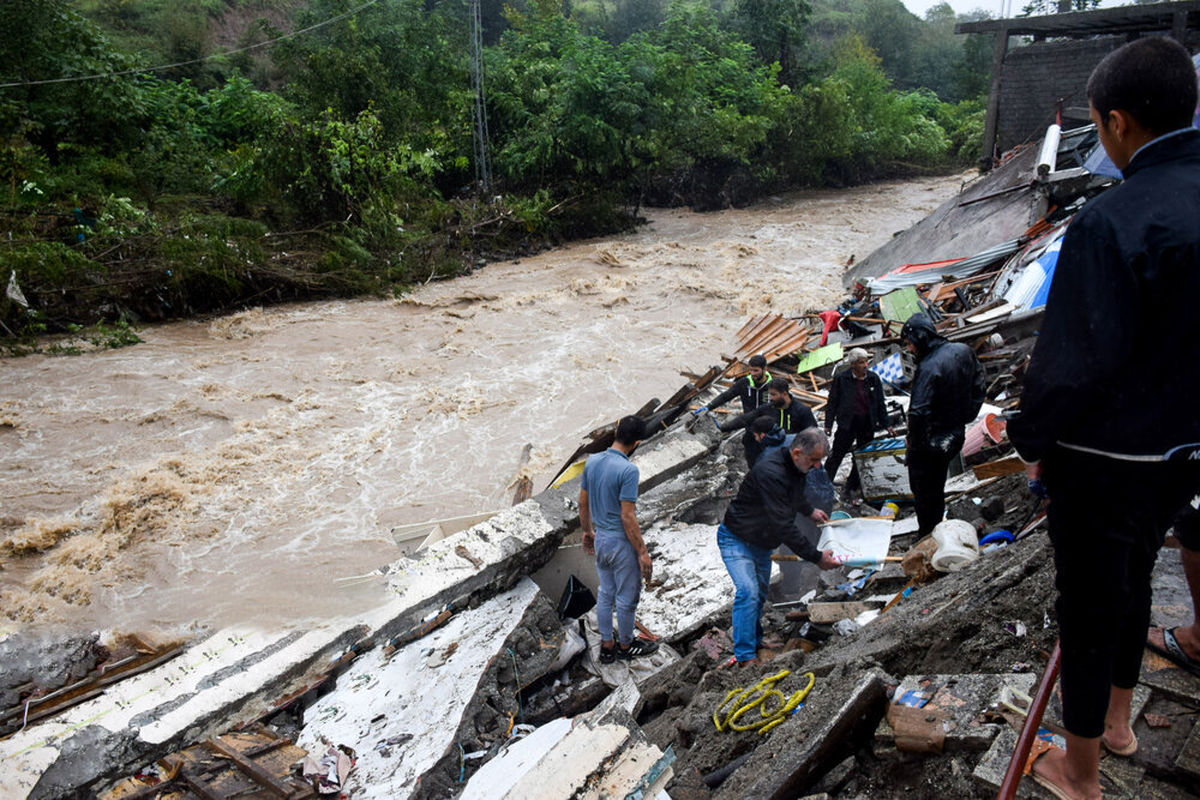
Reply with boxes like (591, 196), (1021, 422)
(469, 0), (492, 192)
(0, 0), (382, 89)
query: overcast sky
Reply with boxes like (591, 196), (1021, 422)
(899, 0), (1125, 24)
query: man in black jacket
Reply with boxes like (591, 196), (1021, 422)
(717, 428), (839, 665)
(824, 348), (890, 497)
(901, 313), (985, 536)
(1007, 38), (1200, 800)
(721, 377), (819, 465)
(697, 354), (773, 415)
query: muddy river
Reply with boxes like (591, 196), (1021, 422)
(0, 175), (965, 633)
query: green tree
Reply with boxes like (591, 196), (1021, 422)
(731, 0), (811, 86)
(487, 0), (644, 188)
(622, 1), (784, 171)
(0, 0), (147, 155)
(271, 0), (473, 189)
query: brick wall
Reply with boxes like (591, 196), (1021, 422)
(996, 33), (1200, 154)
(996, 37), (1123, 153)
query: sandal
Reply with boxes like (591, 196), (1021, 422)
(1101, 730), (1137, 757)
(1147, 626), (1200, 677)
(1025, 740), (1080, 800)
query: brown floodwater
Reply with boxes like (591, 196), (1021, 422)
(0, 175), (965, 633)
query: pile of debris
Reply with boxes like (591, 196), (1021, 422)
(4, 123), (1200, 800)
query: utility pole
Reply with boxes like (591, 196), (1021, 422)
(469, 0), (492, 193)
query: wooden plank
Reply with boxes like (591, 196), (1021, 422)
(735, 312), (774, 342)
(741, 324), (808, 362)
(972, 455), (1026, 479)
(736, 314), (784, 354)
(738, 316), (798, 358)
(808, 601), (879, 623)
(205, 736), (299, 798)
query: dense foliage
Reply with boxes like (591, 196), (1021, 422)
(1, 0), (995, 344)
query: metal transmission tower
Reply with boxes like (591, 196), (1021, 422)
(469, 0), (492, 193)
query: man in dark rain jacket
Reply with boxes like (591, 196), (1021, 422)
(717, 428), (839, 665)
(900, 313), (985, 536)
(1007, 38), (1200, 800)
(824, 347), (890, 496)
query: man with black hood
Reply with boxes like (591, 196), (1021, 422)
(900, 312), (985, 536)
(1007, 38), (1200, 800)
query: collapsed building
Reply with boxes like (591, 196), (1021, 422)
(4, 118), (1200, 800)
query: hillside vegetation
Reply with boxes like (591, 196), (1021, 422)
(0, 0), (992, 346)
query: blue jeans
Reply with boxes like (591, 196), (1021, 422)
(595, 530), (641, 645)
(717, 523), (774, 661)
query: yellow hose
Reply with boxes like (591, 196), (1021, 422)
(713, 670), (815, 735)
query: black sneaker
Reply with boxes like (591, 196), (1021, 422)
(598, 645), (617, 664)
(616, 637), (659, 660)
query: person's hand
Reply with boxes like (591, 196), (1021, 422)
(638, 550), (653, 583)
(693, 406), (708, 415)
(1024, 461), (1043, 482)
(582, 530), (595, 555)
(810, 508), (829, 524)
(816, 549), (840, 570)
(887, 427), (896, 437)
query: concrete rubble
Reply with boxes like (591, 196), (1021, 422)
(5, 122), (1200, 800)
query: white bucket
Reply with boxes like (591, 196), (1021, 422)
(930, 519), (980, 572)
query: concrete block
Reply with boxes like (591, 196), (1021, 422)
(461, 675), (673, 800)
(1175, 717), (1200, 782)
(719, 669), (889, 799)
(972, 728), (1045, 798)
(974, 726), (1146, 799)
(0, 623), (365, 799)
(876, 673), (1037, 753)
(1139, 649), (1200, 707)
(297, 579), (544, 800)
(380, 500), (561, 640)
(634, 521), (735, 644)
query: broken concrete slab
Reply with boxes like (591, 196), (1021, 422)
(638, 521), (735, 643)
(461, 678), (674, 799)
(296, 578), (552, 800)
(711, 666), (890, 799)
(973, 728), (1053, 798)
(1139, 649), (1200, 707)
(876, 673), (1037, 753)
(0, 623), (365, 800)
(1174, 717), (1200, 785)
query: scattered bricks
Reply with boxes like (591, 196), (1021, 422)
(877, 673), (1037, 754)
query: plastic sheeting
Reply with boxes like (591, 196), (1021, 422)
(866, 239), (1024, 294)
(999, 231), (1065, 311)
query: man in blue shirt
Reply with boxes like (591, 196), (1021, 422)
(580, 416), (659, 663)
